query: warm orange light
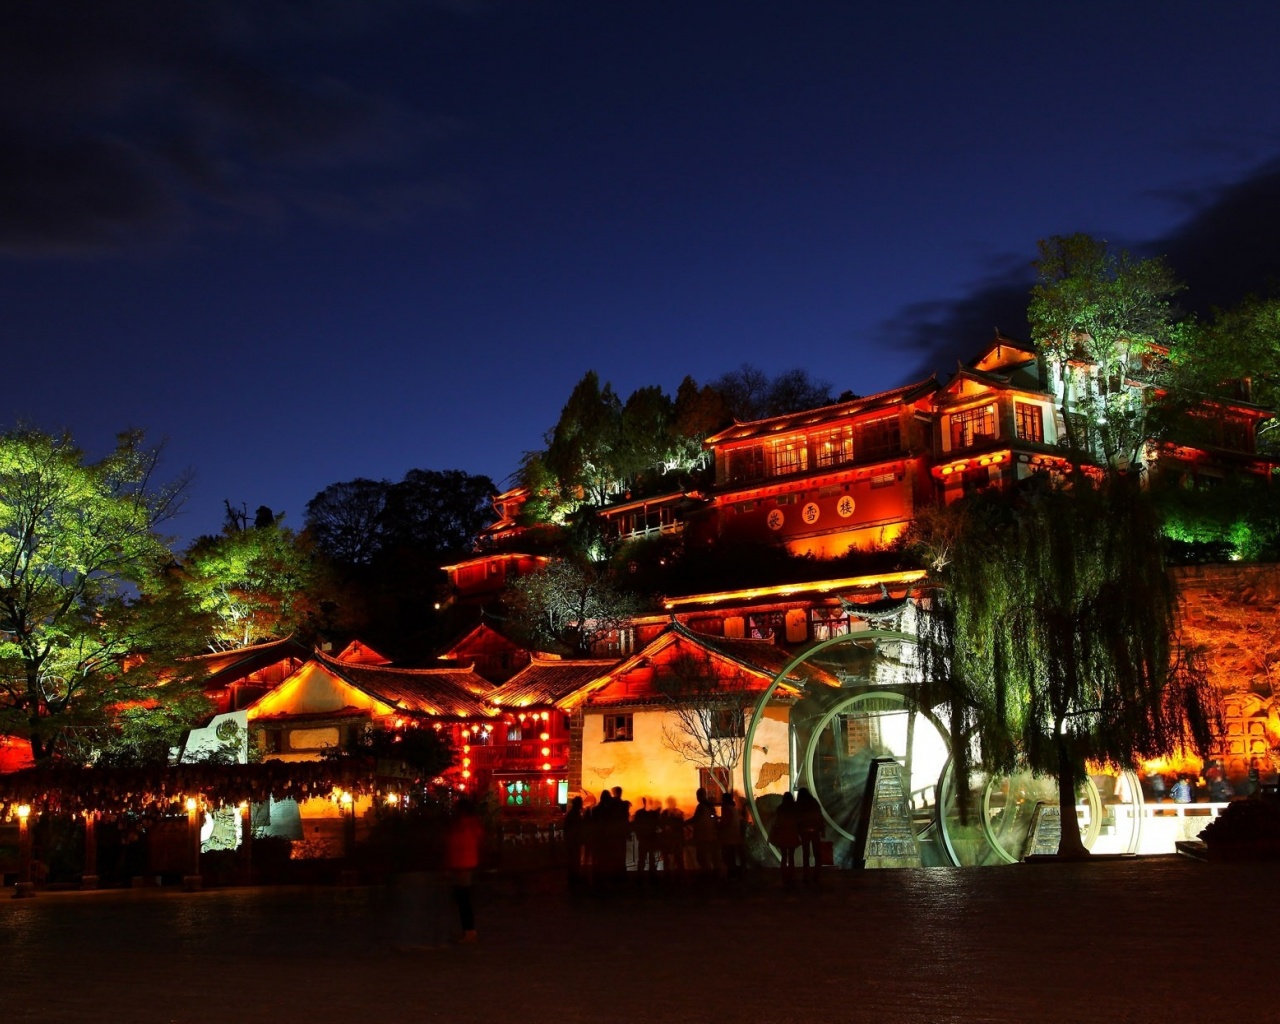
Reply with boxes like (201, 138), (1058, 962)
(941, 466), (953, 475)
(385, 793), (400, 806)
(16, 803), (31, 820)
(539, 732), (549, 741)
(339, 791), (353, 807)
(542, 762), (551, 771)
(461, 769), (471, 779)
(662, 570), (927, 610)
(185, 797), (197, 813)
(541, 747), (551, 756)
(462, 757), (471, 767)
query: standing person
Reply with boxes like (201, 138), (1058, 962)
(611, 786), (633, 882)
(659, 800), (686, 881)
(633, 798), (661, 878)
(795, 787), (824, 884)
(770, 792), (800, 885)
(444, 798), (484, 943)
(691, 787), (719, 881)
(718, 790), (745, 880)
(563, 795), (586, 893)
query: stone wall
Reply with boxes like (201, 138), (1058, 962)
(1176, 563), (1280, 783)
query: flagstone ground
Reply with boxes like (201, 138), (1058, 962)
(2, 856), (1270, 1024)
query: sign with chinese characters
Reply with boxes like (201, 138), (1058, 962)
(801, 502), (820, 525)
(836, 495), (856, 518)
(766, 508), (785, 530)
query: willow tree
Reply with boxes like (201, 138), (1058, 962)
(913, 474), (1218, 857)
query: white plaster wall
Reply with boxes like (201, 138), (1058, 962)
(581, 704), (793, 815)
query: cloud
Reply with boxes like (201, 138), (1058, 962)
(882, 155), (1280, 381)
(881, 258), (1035, 385)
(0, 1), (473, 257)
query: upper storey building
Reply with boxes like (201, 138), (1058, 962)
(699, 379), (939, 558)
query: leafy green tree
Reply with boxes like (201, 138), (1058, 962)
(1169, 295), (1280, 452)
(912, 475), (1218, 857)
(544, 371), (624, 505)
(0, 428), (208, 762)
(502, 556), (641, 656)
(1029, 234), (1185, 467)
(182, 509), (319, 651)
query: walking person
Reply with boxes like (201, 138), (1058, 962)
(444, 798), (484, 943)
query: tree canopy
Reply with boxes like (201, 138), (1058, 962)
(180, 507), (320, 651)
(1029, 233), (1185, 468)
(0, 428), (207, 762)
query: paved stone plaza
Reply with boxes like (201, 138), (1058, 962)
(2, 856), (1272, 1023)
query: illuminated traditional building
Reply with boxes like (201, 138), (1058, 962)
(187, 636), (311, 715)
(700, 379), (938, 557)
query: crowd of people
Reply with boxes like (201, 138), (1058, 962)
(560, 784), (826, 891)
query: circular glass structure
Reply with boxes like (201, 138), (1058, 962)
(744, 629), (1146, 867)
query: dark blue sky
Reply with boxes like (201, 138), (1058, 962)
(6, 2), (1280, 543)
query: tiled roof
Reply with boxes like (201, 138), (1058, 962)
(490, 655), (618, 707)
(704, 377), (938, 445)
(315, 650), (496, 719)
(188, 637), (311, 688)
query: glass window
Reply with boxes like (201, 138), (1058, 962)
(728, 446), (766, 483)
(813, 428), (855, 468)
(858, 416), (902, 461)
(950, 405), (996, 449)
(771, 439), (808, 476)
(1015, 402), (1044, 443)
(603, 714), (633, 742)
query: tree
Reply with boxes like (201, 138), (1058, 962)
(0, 428), (207, 762)
(303, 478), (389, 566)
(1028, 234), (1185, 468)
(181, 509), (319, 651)
(304, 470), (495, 568)
(544, 371), (624, 505)
(710, 364), (833, 422)
(1169, 294), (1280, 453)
(379, 469), (495, 562)
(502, 557), (640, 656)
(655, 650), (756, 795)
(912, 474), (1219, 857)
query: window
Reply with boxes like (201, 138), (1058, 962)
(603, 713), (633, 742)
(1015, 402), (1044, 443)
(728, 446), (766, 483)
(698, 767), (729, 801)
(771, 439), (808, 476)
(748, 611), (785, 640)
(949, 405), (996, 449)
(710, 708), (745, 739)
(811, 607), (850, 641)
(813, 428), (855, 468)
(857, 416), (902, 461)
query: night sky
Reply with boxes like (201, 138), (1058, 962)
(6, 2), (1280, 544)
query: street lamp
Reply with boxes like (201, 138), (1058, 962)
(13, 804), (34, 899)
(183, 796), (202, 892)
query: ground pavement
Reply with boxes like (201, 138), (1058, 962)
(1, 856), (1273, 1024)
